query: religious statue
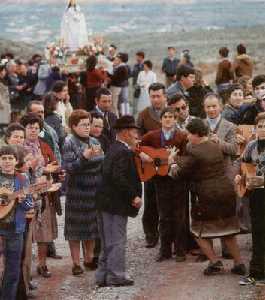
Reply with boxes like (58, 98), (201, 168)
(60, 0), (88, 51)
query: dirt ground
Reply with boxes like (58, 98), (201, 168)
(30, 200), (265, 300)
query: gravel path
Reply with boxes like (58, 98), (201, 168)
(32, 198), (263, 300)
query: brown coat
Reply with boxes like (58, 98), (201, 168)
(137, 106), (161, 136)
(233, 54), (253, 79)
(215, 59), (234, 85)
(176, 140), (237, 221)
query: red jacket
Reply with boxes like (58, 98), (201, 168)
(141, 129), (187, 155)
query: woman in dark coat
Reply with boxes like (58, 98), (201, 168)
(170, 118), (245, 276)
(43, 92), (66, 149)
(63, 109), (104, 275)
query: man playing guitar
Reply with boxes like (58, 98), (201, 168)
(139, 107), (188, 262)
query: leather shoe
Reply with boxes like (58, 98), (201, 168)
(48, 254), (63, 259)
(145, 238), (158, 248)
(109, 279), (134, 287)
(156, 253), (171, 262)
(37, 266), (51, 278)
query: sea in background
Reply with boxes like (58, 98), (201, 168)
(0, 1), (265, 46)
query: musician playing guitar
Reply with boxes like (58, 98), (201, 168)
(0, 145), (33, 300)
(235, 113), (265, 286)
(139, 107), (188, 262)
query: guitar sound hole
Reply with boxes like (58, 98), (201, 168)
(0, 196), (9, 206)
(154, 158), (162, 167)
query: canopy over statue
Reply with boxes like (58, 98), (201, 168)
(61, 0), (88, 51)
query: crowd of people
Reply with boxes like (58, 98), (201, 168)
(0, 40), (265, 299)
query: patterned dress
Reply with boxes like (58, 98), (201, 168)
(63, 134), (104, 240)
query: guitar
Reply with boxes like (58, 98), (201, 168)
(0, 181), (53, 220)
(236, 163), (257, 198)
(236, 125), (255, 156)
(135, 146), (171, 182)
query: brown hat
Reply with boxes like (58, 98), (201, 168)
(113, 115), (139, 130)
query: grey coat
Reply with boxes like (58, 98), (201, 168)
(0, 81), (11, 125)
(205, 117), (237, 181)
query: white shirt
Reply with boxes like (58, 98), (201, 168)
(137, 70), (157, 90)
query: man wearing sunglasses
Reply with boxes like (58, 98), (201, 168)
(240, 75), (265, 124)
(167, 94), (195, 130)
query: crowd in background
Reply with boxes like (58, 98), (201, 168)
(1, 40), (265, 299)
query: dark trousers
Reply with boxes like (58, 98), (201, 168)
(85, 87), (99, 112)
(0, 232), (24, 300)
(249, 188), (265, 279)
(154, 176), (188, 256)
(142, 180), (159, 242)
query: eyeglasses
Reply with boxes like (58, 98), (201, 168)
(78, 123), (90, 128)
(175, 105), (187, 112)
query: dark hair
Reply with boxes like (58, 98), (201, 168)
(160, 107), (176, 119)
(95, 87), (112, 100)
(20, 113), (44, 130)
(237, 44), (246, 55)
(69, 109), (91, 129)
(52, 80), (67, 93)
(252, 75), (265, 89)
(0, 145), (18, 160)
(167, 93), (185, 106)
(186, 118), (209, 137)
(109, 44), (117, 50)
(43, 93), (59, 117)
(51, 66), (60, 73)
(219, 47), (229, 58)
(136, 51), (145, 59)
(143, 60), (153, 70)
(176, 65), (195, 81)
(168, 47), (176, 50)
(5, 123), (25, 143)
(226, 84), (243, 99)
(86, 55), (97, 72)
(148, 82), (166, 95)
(117, 53), (128, 63)
(67, 1), (77, 10)
(91, 112), (104, 122)
(27, 100), (43, 113)
(255, 112), (265, 125)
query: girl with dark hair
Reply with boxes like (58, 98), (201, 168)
(82, 56), (107, 112)
(170, 118), (245, 276)
(43, 93), (66, 148)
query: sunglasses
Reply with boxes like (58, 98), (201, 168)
(175, 105), (187, 112)
(257, 125), (265, 129)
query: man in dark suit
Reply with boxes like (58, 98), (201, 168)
(90, 87), (117, 145)
(96, 115), (142, 287)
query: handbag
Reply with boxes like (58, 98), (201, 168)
(134, 85), (141, 99)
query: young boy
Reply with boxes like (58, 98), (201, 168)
(238, 112), (265, 285)
(0, 145), (33, 300)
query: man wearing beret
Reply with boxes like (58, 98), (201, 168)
(96, 115), (142, 287)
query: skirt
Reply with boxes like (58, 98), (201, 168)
(191, 215), (240, 239)
(64, 196), (98, 241)
(34, 196), (58, 243)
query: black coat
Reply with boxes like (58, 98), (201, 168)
(96, 141), (142, 217)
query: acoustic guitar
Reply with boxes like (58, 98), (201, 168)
(237, 125), (255, 156)
(0, 180), (53, 220)
(135, 146), (170, 182)
(236, 162), (257, 198)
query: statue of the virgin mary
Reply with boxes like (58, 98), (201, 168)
(60, 0), (88, 51)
